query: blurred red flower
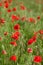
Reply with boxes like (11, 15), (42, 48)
(2, 50), (7, 55)
(0, 18), (5, 24)
(4, 32), (8, 36)
(3, 0), (12, 3)
(4, 2), (9, 8)
(39, 30), (43, 34)
(0, 2), (2, 6)
(8, 0), (12, 3)
(11, 15), (20, 22)
(10, 41), (17, 46)
(7, 9), (11, 13)
(34, 56), (42, 63)
(11, 31), (20, 40)
(21, 16), (27, 21)
(28, 35), (36, 45)
(20, 5), (26, 10)
(10, 55), (17, 62)
(27, 48), (33, 53)
(0, 37), (2, 41)
(14, 24), (20, 30)
(37, 16), (40, 20)
(12, 7), (17, 11)
(28, 18), (36, 23)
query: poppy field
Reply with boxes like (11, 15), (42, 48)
(0, 0), (43, 65)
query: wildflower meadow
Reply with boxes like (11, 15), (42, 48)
(0, 0), (43, 65)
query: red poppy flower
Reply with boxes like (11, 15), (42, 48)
(2, 50), (7, 55)
(14, 24), (20, 30)
(0, 18), (5, 24)
(7, 9), (11, 13)
(34, 32), (38, 36)
(12, 7), (17, 11)
(21, 16), (27, 21)
(20, 5), (26, 10)
(28, 38), (34, 45)
(11, 31), (20, 40)
(27, 48), (33, 53)
(3, 0), (12, 3)
(39, 30), (43, 34)
(0, 2), (2, 6)
(3, 0), (7, 3)
(8, 0), (12, 3)
(4, 32), (8, 36)
(11, 33), (18, 40)
(4, 2), (9, 8)
(0, 37), (2, 41)
(28, 18), (36, 23)
(10, 55), (17, 62)
(10, 41), (17, 46)
(15, 31), (20, 36)
(28, 35), (36, 45)
(34, 56), (42, 63)
(37, 16), (40, 20)
(32, 35), (37, 41)
(11, 15), (20, 22)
